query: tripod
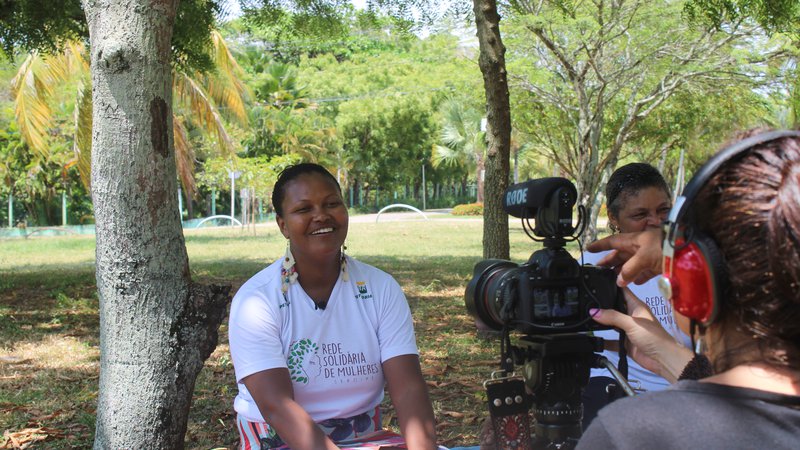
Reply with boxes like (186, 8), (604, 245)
(485, 333), (634, 449)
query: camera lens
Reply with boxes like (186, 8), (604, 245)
(465, 259), (520, 330)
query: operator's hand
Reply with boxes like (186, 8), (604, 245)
(590, 288), (693, 384)
(586, 228), (664, 286)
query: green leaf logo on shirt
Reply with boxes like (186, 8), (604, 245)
(287, 338), (319, 384)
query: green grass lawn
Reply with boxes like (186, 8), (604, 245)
(0, 217), (587, 449)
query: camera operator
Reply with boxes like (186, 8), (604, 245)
(576, 129), (800, 449)
(581, 163), (691, 428)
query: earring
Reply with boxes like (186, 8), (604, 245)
(608, 222), (618, 234)
(281, 241), (298, 293)
(340, 244), (349, 282)
(694, 335), (707, 354)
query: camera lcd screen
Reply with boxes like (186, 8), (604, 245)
(533, 286), (581, 319)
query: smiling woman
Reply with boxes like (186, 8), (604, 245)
(274, 168), (349, 306)
(227, 163), (438, 449)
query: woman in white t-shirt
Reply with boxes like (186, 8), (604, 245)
(228, 163), (437, 449)
(581, 163), (691, 428)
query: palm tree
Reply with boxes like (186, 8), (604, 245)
(246, 60), (339, 164)
(10, 41), (88, 162)
(10, 31), (249, 213)
(431, 98), (486, 202)
(172, 30), (250, 208)
(255, 61), (308, 108)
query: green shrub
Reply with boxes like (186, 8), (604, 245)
(451, 202), (483, 216)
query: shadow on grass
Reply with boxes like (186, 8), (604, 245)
(1, 251), (486, 287)
(0, 268), (96, 292)
(0, 363), (98, 449)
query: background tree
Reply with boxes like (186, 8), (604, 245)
(504, 0), (781, 240)
(8, 30), (248, 220)
(2, 0), (232, 447)
(79, 0), (231, 447)
(3, 44), (87, 225)
(9, 42), (88, 162)
(172, 29), (250, 218)
(289, 30), (481, 208)
(473, 0), (511, 259)
(684, 0), (800, 126)
(337, 94), (436, 205)
(242, 60), (338, 167)
(684, 0), (800, 35)
(432, 97), (486, 202)
(625, 85), (770, 183)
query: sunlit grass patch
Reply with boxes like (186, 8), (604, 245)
(1, 335), (98, 449)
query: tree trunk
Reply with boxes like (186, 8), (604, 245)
(473, 0), (510, 260)
(83, 1), (230, 448)
(513, 145), (519, 183)
(475, 155), (485, 203)
(184, 187), (194, 220)
(580, 157), (615, 243)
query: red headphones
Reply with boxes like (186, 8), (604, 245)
(658, 130), (800, 326)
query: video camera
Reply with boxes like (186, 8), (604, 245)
(464, 177), (629, 449)
(465, 177), (623, 334)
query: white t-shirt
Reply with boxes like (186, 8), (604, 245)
(229, 256), (419, 423)
(581, 250), (691, 392)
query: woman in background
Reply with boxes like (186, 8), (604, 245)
(581, 163), (691, 427)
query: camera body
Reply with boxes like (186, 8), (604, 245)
(466, 248), (621, 334)
(465, 177), (624, 334)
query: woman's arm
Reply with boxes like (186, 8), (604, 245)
(383, 354), (437, 450)
(243, 368), (339, 450)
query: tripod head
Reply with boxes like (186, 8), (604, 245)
(516, 334), (600, 448)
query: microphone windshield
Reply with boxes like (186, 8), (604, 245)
(503, 178), (577, 218)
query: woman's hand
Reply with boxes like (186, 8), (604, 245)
(590, 288), (693, 384)
(586, 228), (664, 286)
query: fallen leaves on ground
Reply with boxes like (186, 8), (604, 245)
(2, 427), (65, 449)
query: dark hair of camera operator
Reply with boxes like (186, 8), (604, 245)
(228, 163), (437, 449)
(581, 163), (690, 429)
(578, 130), (800, 449)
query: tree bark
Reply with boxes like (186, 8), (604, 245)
(473, 0), (510, 260)
(82, 1), (230, 448)
(475, 155), (485, 203)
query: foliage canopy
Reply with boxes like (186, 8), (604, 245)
(0, 0), (220, 71)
